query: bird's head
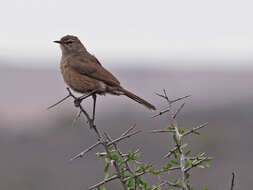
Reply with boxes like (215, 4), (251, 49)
(54, 35), (86, 55)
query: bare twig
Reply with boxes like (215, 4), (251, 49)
(152, 108), (170, 118)
(123, 165), (152, 182)
(155, 92), (168, 100)
(173, 102), (186, 119)
(104, 132), (134, 173)
(163, 146), (178, 158)
(230, 172), (235, 190)
(170, 95), (191, 104)
(161, 166), (181, 173)
(186, 156), (213, 161)
(155, 92), (190, 104)
(151, 129), (175, 134)
(152, 90), (210, 190)
(71, 110), (82, 127)
(101, 133), (128, 190)
(50, 87), (149, 190)
(69, 141), (102, 161)
(174, 119), (188, 190)
(120, 124), (136, 137)
(88, 175), (119, 190)
(182, 122), (208, 137)
(184, 157), (209, 173)
(107, 130), (142, 146)
(120, 148), (140, 158)
(47, 94), (71, 110)
(155, 90), (190, 190)
(152, 180), (182, 190)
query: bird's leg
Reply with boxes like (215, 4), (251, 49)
(92, 94), (97, 122)
(74, 89), (98, 107)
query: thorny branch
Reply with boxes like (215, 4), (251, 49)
(48, 88), (146, 190)
(88, 175), (119, 190)
(69, 141), (101, 161)
(154, 90), (190, 190)
(48, 88), (212, 190)
(152, 180), (182, 190)
(184, 157), (209, 173)
(153, 90), (211, 190)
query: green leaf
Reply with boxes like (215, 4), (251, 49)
(173, 135), (178, 144)
(185, 149), (191, 156)
(198, 152), (205, 157)
(205, 162), (210, 168)
(151, 169), (161, 175)
(167, 171), (171, 180)
(104, 172), (109, 180)
(166, 162), (172, 169)
(203, 185), (208, 190)
(181, 143), (188, 149)
(174, 179), (181, 185)
(96, 152), (103, 161)
(136, 177), (143, 185)
(173, 150), (179, 159)
(135, 153), (141, 159)
(99, 186), (106, 190)
(135, 166), (142, 173)
(104, 163), (109, 173)
(193, 131), (200, 135)
(190, 186), (195, 190)
(108, 145), (114, 151)
(178, 128), (186, 134)
(124, 172), (131, 178)
(126, 179), (134, 187)
(185, 158), (192, 168)
(110, 153), (119, 161)
(205, 158), (213, 162)
(185, 172), (190, 179)
(105, 157), (110, 163)
(197, 165), (205, 169)
(143, 181), (148, 189)
(166, 124), (175, 131)
(140, 163), (147, 170)
(196, 152), (205, 158)
(171, 160), (179, 165)
(127, 152), (134, 160)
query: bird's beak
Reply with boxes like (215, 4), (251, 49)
(53, 40), (62, 44)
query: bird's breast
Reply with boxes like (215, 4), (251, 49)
(60, 59), (105, 94)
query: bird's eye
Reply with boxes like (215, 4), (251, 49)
(65, 41), (73, 44)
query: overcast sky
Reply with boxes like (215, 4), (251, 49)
(1, 0), (253, 68)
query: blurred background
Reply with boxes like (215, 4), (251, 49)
(1, 0), (253, 189)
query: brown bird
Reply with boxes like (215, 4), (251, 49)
(54, 35), (156, 119)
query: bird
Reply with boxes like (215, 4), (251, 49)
(54, 35), (156, 119)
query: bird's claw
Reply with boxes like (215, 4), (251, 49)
(74, 98), (82, 107)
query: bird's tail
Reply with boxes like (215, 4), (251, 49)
(120, 87), (156, 110)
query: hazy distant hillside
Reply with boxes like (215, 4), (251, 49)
(1, 64), (253, 124)
(1, 64), (253, 189)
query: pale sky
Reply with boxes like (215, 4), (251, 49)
(1, 0), (253, 67)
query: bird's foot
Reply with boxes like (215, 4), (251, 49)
(74, 98), (82, 107)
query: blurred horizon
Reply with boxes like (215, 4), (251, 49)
(2, 56), (253, 70)
(1, 0), (253, 189)
(1, 63), (253, 189)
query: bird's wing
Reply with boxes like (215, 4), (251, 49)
(68, 54), (120, 86)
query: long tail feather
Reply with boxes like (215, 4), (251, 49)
(120, 88), (156, 110)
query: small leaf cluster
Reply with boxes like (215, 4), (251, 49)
(154, 123), (213, 190)
(97, 145), (152, 190)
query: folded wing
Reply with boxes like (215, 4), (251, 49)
(68, 54), (120, 87)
